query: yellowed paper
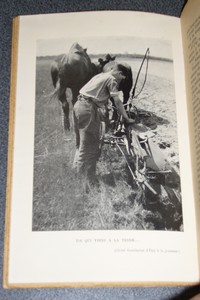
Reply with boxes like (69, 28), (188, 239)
(181, 0), (200, 269)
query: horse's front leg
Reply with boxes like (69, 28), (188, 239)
(122, 89), (130, 111)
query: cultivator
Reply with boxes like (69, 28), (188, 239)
(102, 110), (180, 202)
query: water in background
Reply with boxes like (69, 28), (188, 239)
(119, 57), (174, 82)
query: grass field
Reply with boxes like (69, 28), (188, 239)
(32, 56), (183, 231)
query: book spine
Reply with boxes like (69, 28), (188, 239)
(3, 16), (20, 289)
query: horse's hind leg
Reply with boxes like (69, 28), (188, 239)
(72, 89), (80, 148)
(58, 84), (70, 132)
(62, 100), (70, 132)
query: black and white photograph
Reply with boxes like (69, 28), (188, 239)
(4, 4), (200, 289)
(32, 36), (183, 232)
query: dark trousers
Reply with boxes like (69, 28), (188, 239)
(73, 97), (101, 182)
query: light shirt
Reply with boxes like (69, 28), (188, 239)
(79, 71), (120, 108)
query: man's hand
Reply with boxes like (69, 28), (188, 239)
(126, 118), (135, 124)
(113, 96), (135, 124)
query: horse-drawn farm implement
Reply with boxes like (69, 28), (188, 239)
(101, 104), (181, 206)
(100, 47), (181, 205)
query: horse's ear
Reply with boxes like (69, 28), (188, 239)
(105, 54), (111, 61)
(84, 48), (87, 53)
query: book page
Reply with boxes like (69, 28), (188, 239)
(181, 0), (200, 267)
(4, 10), (199, 287)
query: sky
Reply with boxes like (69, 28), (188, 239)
(36, 36), (173, 60)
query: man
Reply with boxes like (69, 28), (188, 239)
(73, 63), (135, 186)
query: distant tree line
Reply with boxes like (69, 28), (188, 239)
(37, 53), (173, 63)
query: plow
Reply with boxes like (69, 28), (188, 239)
(101, 112), (181, 203)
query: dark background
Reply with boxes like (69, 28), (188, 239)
(0, 0), (200, 299)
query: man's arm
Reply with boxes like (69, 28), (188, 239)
(113, 96), (135, 124)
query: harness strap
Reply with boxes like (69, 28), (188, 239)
(78, 94), (92, 102)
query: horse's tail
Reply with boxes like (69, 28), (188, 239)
(51, 61), (59, 88)
(49, 80), (60, 102)
(45, 59), (60, 102)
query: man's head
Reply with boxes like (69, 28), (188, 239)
(111, 63), (128, 83)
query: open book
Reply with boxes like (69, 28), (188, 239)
(3, 0), (200, 287)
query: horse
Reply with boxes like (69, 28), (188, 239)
(51, 42), (100, 131)
(51, 42), (133, 131)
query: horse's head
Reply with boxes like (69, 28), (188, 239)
(96, 54), (116, 73)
